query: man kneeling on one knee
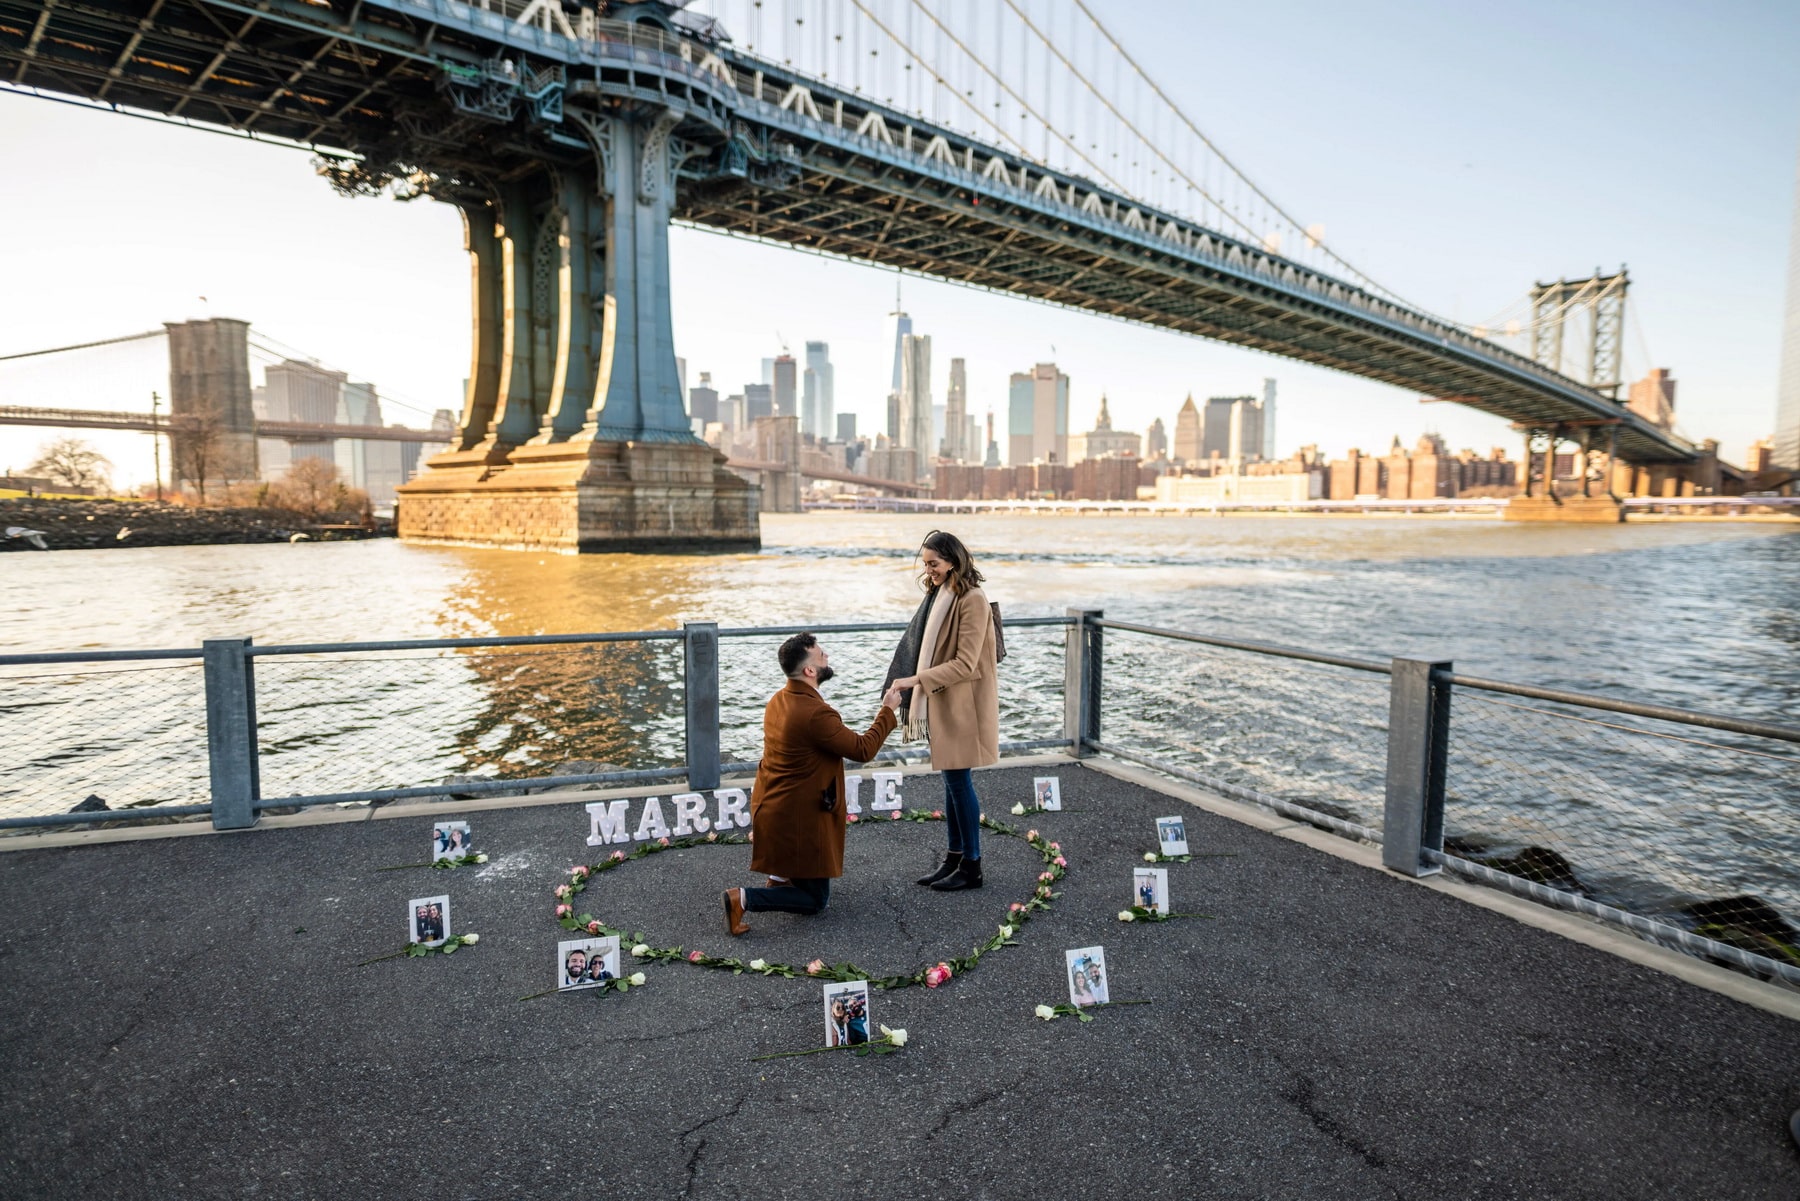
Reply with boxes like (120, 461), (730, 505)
(724, 633), (901, 935)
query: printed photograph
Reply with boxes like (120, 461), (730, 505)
(823, 979), (871, 1047)
(1066, 946), (1110, 1007)
(1033, 776), (1062, 811)
(433, 820), (472, 861)
(1133, 867), (1169, 915)
(1156, 815), (1190, 856)
(409, 895), (449, 947)
(557, 936), (621, 991)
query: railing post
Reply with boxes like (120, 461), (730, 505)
(1381, 658), (1452, 877)
(203, 637), (259, 830)
(1063, 608), (1103, 758)
(684, 621), (721, 792)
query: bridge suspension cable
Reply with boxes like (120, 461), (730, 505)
(0, 329), (165, 362)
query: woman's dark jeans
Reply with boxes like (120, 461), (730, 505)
(942, 768), (981, 861)
(744, 877), (830, 916)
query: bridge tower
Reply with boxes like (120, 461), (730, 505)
(163, 319), (259, 492)
(1528, 269), (1629, 398)
(378, 6), (763, 551)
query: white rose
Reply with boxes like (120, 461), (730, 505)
(629, 972), (646, 986)
(475, 854), (489, 863)
(1118, 910), (1136, 922)
(1144, 852), (1159, 862)
(1034, 1004), (1056, 1020)
(461, 932), (480, 944)
(749, 959), (768, 970)
(631, 943), (651, 956)
(1010, 802), (1026, 815)
(998, 924), (1015, 938)
(879, 1024), (908, 1048)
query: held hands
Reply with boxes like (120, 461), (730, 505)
(881, 684), (904, 712)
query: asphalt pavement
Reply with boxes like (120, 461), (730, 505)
(1, 763), (1796, 1200)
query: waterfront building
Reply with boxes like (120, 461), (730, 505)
(1155, 471), (1321, 503)
(773, 354), (797, 421)
(1260, 378), (1278, 460)
(1172, 396), (1201, 464)
(897, 334), (933, 476)
(1746, 438), (1774, 473)
(943, 357), (969, 461)
(1072, 454), (1142, 500)
(1008, 362), (1069, 466)
(257, 358), (348, 480)
(1777, 143), (1800, 469)
(1627, 368), (1677, 431)
(1202, 397), (1236, 459)
(1146, 417), (1168, 461)
(837, 412), (857, 442)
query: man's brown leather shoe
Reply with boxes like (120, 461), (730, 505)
(723, 888), (750, 936)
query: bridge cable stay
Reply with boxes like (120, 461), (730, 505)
(0, 329), (165, 362)
(242, 335), (447, 424)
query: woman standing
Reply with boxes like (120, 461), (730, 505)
(887, 531), (1000, 892)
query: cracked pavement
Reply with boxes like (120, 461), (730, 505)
(1, 764), (1797, 1199)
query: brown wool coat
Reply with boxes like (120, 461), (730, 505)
(916, 585), (1000, 772)
(748, 679), (898, 880)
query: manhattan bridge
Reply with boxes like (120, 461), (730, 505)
(0, 0), (1695, 546)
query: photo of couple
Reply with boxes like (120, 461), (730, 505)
(1156, 816), (1189, 856)
(433, 821), (472, 861)
(557, 936), (621, 990)
(1034, 776), (1062, 810)
(409, 895), (449, 947)
(1134, 867), (1169, 914)
(1066, 947), (1110, 1008)
(823, 980), (870, 1047)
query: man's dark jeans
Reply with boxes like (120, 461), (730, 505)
(744, 877), (830, 916)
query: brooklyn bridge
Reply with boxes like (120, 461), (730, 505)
(0, 0), (1698, 547)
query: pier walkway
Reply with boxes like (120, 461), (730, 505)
(2, 761), (1796, 1200)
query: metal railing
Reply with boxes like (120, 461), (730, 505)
(4, 610), (1796, 988)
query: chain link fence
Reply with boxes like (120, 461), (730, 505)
(0, 657), (209, 822)
(1096, 623), (1391, 838)
(1443, 685), (1800, 979)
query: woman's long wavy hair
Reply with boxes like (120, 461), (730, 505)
(918, 530), (984, 595)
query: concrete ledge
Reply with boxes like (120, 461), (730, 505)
(1083, 754), (1800, 1023)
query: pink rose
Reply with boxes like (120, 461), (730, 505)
(610, 850), (626, 862)
(806, 959), (826, 975)
(924, 962), (953, 988)
(847, 814), (860, 823)
(930, 810), (944, 819)
(687, 950), (705, 963)
(556, 904), (571, 917)
(1049, 842), (1061, 852)
(1026, 829), (1039, 841)
(1038, 871), (1055, 882)
(586, 920), (601, 934)
(554, 885), (570, 899)
(1053, 856), (1067, 867)
(1009, 902), (1025, 913)
(572, 865), (589, 878)
(889, 811), (902, 821)
(657, 837), (671, 847)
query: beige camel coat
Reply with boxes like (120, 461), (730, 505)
(749, 679), (897, 880)
(915, 585), (1000, 771)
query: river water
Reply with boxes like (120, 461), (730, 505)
(4, 515), (1797, 925)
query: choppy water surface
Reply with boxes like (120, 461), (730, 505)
(4, 515), (1797, 923)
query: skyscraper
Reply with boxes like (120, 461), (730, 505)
(1146, 417), (1169, 461)
(984, 411), (1000, 467)
(1776, 143), (1800, 468)
(1261, 378), (1278, 460)
(1007, 363), (1069, 465)
(689, 372), (719, 424)
(897, 333), (933, 475)
(943, 357), (969, 460)
(1202, 397), (1238, 459)
(804, 341), (834, 439)
(745, 383), (773, 422)
(773, 355), (797, 420)
(1173, 396), (1201, 464)
(887, 285), (912, 443)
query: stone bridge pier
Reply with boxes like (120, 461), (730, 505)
(396, 104), (759, 553)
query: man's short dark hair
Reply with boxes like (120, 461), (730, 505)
(778, 632), (817, 678)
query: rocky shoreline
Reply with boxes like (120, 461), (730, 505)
(1, 497), (392, 551)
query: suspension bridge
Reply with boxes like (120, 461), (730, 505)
(0, 0), (1697, 547)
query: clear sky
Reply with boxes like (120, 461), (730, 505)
(2, 0), (1797, 487)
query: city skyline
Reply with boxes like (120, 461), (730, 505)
(2, 0), (1797, 487)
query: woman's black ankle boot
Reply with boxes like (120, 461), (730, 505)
(916, 853), (962, 886)
(930, 857), (983, 891)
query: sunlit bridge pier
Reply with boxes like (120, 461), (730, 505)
(1, 0), (1699, 547)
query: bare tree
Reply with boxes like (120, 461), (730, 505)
(28, 437), (112, 493)
(171, 410), (222, 505)
(270, 457), (366, 518)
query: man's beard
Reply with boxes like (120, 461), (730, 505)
(814, 665), (835, 686)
